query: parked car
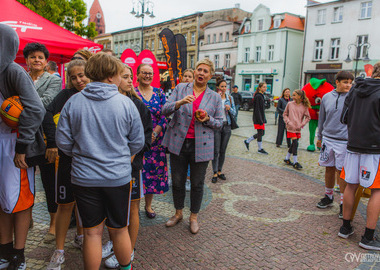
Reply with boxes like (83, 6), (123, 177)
(239, 91), (272, 111)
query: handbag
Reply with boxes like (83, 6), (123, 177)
(228, 95), (239, 130)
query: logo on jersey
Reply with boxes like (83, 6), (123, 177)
(361, 167), (371, 181)
(131, 177), (138, 189)
(319, 144), (329, 162)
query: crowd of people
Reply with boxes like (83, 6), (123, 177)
(1, 22), (380, 270)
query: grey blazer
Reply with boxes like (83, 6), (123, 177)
(162, 82), (224, 162)
(35, 72), (62, 108)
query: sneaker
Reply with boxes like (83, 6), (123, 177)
(338, 225), (354, 239)
(244, 140), (249, 150)
(185, 179), (191, 192)
(7, 254), (26, 270)
(104, 254), (119, 269)
(72, 234), (83, 250)
(316, 195), (334, 209)
(102, 240), (114, 259)
(0, 257), (9, 269)
(131, 249), (135, 262)
(339, 204), (343, 219)
(359, 236), (380, 251)
(47, 250), (65, 270)
(217, 174), (226, 180)
(258, 149), (268, 155)
(293, 162), (302, 170)
(284, 159), (293, 166)
(334, 184), (340, 193)
(211, 176), (218, 183)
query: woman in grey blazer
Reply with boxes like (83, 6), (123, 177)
(162, 59), (224, 234)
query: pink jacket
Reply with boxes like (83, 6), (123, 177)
(283, 101), (310, 133)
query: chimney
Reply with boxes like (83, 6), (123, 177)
(235, 3), (240, 9)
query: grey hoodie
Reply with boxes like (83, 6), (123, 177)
(56, 82), (145, 187)
(0, 24), (46, 160)
(317, 89), (348, 141)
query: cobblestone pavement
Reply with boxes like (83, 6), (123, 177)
(25, 110), (380, 270)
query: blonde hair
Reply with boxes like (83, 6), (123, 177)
(294, 89), (311, 108)
(73, 49), (93, 61)
(122, 64), (141, 101)
(66, 60), (88, 89)
(372, 62), (380, 78)
(183, 69), (194, 77)
(85, 52), (124, 81)
(195, 58), (215, 75)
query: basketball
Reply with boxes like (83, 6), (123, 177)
(0, 96), (24, 129)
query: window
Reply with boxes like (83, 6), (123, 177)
(151, 40), (154, 49)
(244, 48), (250, 63)
(219, 33), (223, 43)
(258, 19), (263, 31)
(205, 55), (210, 60)
(226, 32), (230, 41)
(360, 1), (372, 19)
(115, 43), (119, 55)
(214, 55), (219, 69)
(213, 34), (216, 43)
(317, 9), (326, 24)
(191, 32), (195, 44)
(244, 22), (251, 33)
(207, 35), (210, 44)
(274, 19), (281, 28)
(268, 45), (274, 61)
(357, 35), (369, 58)
(145, 42), (149, 49)
(159, 40), (162, 49)
(255, 46), (261, 62)
(333, 6), (343, 22)
(184, 34), (187, 44)
(190, 55), (194, 68)
(314, 40), (323, 60)
(225, 54), (230, 68)
(330, 38), (340, 60)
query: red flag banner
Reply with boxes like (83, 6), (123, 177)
(137, 50), (161, 88)
(120, 49), (138, 87)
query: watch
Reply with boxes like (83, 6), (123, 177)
(153, 131), (158, 137)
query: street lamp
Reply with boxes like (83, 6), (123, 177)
(130, 0), (155, 52)
(344, 42), (371, 78)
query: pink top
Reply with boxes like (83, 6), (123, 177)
(186, 90), (205, 138)
(283, 101), (311, 133)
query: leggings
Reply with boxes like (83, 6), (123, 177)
(253, 129), (265, 142)
(288, 139), (299, 156)
(39, 163), (58, 213)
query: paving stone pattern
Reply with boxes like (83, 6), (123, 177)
(25, 110), (379, 270)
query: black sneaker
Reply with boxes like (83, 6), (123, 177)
(359, 236), (380, 251)
(211, 176), (218, 183)
(217, 174), (226, 180)
(284, 159), (293, 166)
(316, 195), (334, 209)
(338, 225), (354, 239)
(293, 162), (302, 170)
(258, 149), (268, 155)
(339, 204), (343, 219)
(7, 253), (26, 270)
(244, 140), (249, 150)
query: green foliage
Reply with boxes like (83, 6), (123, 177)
(17, 0), (98, 39)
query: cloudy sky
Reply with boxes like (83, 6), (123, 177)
(83, 0), (331, 33)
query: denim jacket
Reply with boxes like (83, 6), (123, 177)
(224, 92), (236, 125)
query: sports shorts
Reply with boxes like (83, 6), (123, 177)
(318, 137), (347, 170)
(341, 151), (380, 189)
(55, 153), (74, 204)
(0, 132), (35, 213)
(287, 132), (301, 139)
(72, 182), (131, 229)
(131, 169), (144, 201)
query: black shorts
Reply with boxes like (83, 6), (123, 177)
(72, 183), (131, 229)
(55, 154), (74, 204)
(131, 169), (144, 201)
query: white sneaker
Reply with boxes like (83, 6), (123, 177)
(72, 234), (83, 250)
(185, 179), (191, 192)
(0, 258), (10, 269)
(131, 249), (135, 261)
(47, 250), (65, 270)
(104, 255), (119, 269)
(102, 240), (114, 259)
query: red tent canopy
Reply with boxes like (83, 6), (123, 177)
(0, 0), (103, 64)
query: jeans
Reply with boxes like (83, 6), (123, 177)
(234, 105), (240, 122)
(170, 139), (209, 213)
(212, 123), (232, 173)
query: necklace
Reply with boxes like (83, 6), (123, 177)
(138, 86), (152, 97)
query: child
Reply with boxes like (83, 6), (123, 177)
(56, 53), (144, 270)
(244, 82), (268, 154)
(283, 89), (311, 169)
(316, 71), (354, 219)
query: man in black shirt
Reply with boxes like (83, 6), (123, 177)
(230, 85), (242, 121)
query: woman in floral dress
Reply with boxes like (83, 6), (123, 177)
(135, 64), (168, 218)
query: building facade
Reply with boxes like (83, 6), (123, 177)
(88, 0), (105, 35)
(235, 4), (304, 97)
(301, 0), (379, 86)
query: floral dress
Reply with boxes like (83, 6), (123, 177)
(136, 87), (169, 195)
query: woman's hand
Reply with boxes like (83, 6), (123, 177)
(195, 110), (210, 123)
(45, 148), (58, 164)
(225, 104), (231, 111)
(151, 126), (163, 143)
(316, 140), (322, 149)
(175, 95), (195, 110)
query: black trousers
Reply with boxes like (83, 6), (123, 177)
(39, 162), (58, 213)
(212, 123), (231, 173)
(170, 139), (209, 214)
(276, 116), (291, 147)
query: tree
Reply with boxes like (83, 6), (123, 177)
(17, 0), (98, 39)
